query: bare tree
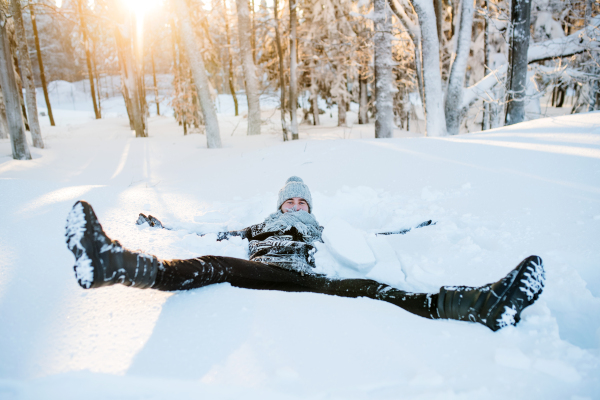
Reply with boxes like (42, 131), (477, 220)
(444, 0), (475, 134)
(28, 0), (54, 126)
(0, 89), (9, 139)
(408, 0), (447, 136)
(235, 0), (261, 135)
(76, 0), (100, 119)
(222, 0), (238, 116)
(174, 0), (222, 148)
(113, 11), (147, 137)
(0, 10), (31, 159)
(273, 0), (288, 140)
(505, 0), (532, 125)
(11, 0), (44, 148)
(289, 0), (299, 140)
(374, 0), (394, 138)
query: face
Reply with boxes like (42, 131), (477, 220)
(281, 197), (309, 213)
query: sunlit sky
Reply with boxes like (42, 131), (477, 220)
(54, 0), (272, 12)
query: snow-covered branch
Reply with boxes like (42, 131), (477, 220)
(461, 65), (507, 110)
(528, 19), (600, 63)
(461, 18), (600, 111)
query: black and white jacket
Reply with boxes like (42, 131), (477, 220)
(138, 210), (324, 274)
(216, 212), (324, 274)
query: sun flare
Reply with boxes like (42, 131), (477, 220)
(123, 0), (163, 16)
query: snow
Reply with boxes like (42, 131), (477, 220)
(1, 82), (600, 399)
(321, 218), (376, 272)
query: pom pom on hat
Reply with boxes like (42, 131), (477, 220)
(277, 176), (313, 212)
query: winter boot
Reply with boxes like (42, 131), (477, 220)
(66, 201), (159, 289)
(436, 256), (545, 331)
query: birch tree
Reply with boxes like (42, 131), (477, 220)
(28, 0), (54, 126)
(0, 89), (9, 139)
(406, 0), (447, 136)
(273, 0), (288, 140)
(373, 0), (394, 138)
(113, 11), (147, 137)
(0, 9), (31, 160)
(235, 0), (261, 135)
(444, 0), (475, 134)
(11, 0), (44, 148)
(174, 0), (222, 148)
(289, 0), (299, 140)
(504, 0), (532, 125)
(76, 0), (100, 119)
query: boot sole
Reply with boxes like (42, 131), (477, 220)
(65, 201), (103, 289)
(488, 256), (545, 330)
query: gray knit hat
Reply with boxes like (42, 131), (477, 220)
(277, 176), (313, 212)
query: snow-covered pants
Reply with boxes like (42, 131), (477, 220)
(153, 256), (439, 319)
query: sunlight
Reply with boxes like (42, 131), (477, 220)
(123, 0), (163, 16)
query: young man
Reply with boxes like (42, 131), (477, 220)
(65, 176), (545, 332)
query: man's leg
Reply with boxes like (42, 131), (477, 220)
(154, 255), (545, 331)
(153, 255), (439, 319)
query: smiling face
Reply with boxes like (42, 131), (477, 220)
(280, 197), (310, 213)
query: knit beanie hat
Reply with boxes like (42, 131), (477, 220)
(277, 176), (313, 212)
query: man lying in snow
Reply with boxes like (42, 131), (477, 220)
(65, 176), (545, 332)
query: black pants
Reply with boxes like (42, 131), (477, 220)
(153, 256), (440, 320)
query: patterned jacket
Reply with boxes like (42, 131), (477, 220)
(217, 219), (324, 274)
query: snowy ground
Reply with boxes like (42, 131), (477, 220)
(0, 83), (599, 399)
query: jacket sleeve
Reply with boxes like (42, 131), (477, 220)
(216, 227), (251, 241)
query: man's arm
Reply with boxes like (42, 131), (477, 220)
(376, 220), (436, 236)
(136, 213), (250, 241)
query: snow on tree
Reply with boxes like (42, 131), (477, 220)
(373, 0), (394, 138)
(235, 0), (261, 135)
(408, 0), (447, 136)
(10, 0), (44, 148)
(444, 0), (475, 134)
(505, 0), (533, 125)
(0, 6), (31, 160)
(173, 0), (222, 148)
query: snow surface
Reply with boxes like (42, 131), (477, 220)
(1, 83), (600, 399)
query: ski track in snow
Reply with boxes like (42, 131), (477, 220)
(1, 94), (600, 399)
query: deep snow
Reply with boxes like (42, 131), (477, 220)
(0, 83), (599, 399)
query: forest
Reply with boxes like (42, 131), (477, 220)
(0, 0), (599, 158)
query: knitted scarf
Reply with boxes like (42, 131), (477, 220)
(262, 210), (322, 242)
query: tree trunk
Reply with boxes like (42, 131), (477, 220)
(586, 0), (598, 111)
(0, 14), (31, 160)
(0, 90), (10, 139)
(504, 0), (532, 125)
(29, 0), (54, 126)
(174, 0), (222, 148)
(250, 0), (256, 63)
(289, 0), (299, 140)
(338, 96), (346, 127)
(311, 66), (320, 125)
(170, 17), (185, 132)
(273, 0), (288, 140)
(114, 15), (147, 137)
(235, 0), (261, 135)
(388, 0), (424, 116)
(433, 0), (443, 45)
(223, 0), (239, 116)
(482, 0), (490, 131)
(373, 0), (394, 138)
(93, 52), (102, 118)
(444, 0), (474, 135)
(411, 0), (447, 136)
(358, 73), (369, 124)
(151, 49), (160, 115)
(11, 0), (44, 148)
(76, 0), (100, 120)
